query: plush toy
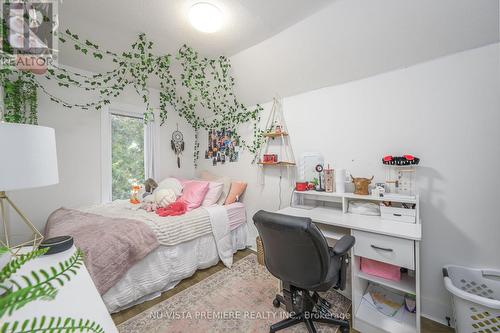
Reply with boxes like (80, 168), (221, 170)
(144, 178), (158, 193)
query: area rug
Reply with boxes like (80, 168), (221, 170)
(118, 254), (351, 333)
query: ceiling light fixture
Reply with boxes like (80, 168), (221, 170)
(188, 2), (223, 33)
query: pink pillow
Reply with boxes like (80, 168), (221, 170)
(178, 180), (209, 211)
(224, 181), (247, 205)
(202, 181), (223, 207)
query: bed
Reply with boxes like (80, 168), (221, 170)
(45, 199), (248, 313)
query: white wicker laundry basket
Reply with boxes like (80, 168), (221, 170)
(443, 265), (500, 333)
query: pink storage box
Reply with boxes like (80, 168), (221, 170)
(360, 257), (401, 281)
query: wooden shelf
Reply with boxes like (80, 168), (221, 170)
(257, 161), (296, 166)
(263, 132), (288, 138)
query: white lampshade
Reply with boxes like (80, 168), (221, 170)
(0, 122), (59, 191)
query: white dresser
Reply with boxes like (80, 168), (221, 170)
(277, 190), (422, 333)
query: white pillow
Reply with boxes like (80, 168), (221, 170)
(215, 176), (231, 205)
(198, 171), (231, 205)
(202, 181), (223, 207)
(157, 177), (183, 196)
(154, 189), (177, 208)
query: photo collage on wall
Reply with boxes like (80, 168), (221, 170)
(205, 128), (240, 166)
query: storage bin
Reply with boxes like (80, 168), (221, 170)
(360, 257), (401, 281)
(443, 265), (500, 333)
(380, 203), (416, 223)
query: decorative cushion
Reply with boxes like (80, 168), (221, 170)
(157, 177), (183, 196)
(178, 180), (210, 211)
(224, 181), (247, 205)
(198, 171), (231, 205)
(215, 177), (231, 205)
(154, 189), (177, 208)
(202, 181), (224, 207)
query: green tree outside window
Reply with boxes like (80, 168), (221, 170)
(111, 114), (145, 200)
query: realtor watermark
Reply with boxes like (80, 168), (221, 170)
(149, 310), (351, 321)
(1, 0), (58, 69)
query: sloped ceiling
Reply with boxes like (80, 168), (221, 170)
(229, 0), (500, 105)
(57, 0), (499, 106)
(57, 0), (333, 73)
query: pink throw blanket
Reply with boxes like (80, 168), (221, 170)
(156, 200), (187, 217)
(45, 208), (159, 295)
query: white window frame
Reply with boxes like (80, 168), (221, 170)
(100, 103), (160, 203)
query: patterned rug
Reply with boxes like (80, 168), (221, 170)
(118, 254), (351, 333)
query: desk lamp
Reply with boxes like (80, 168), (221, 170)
(0, 121), (59, 254)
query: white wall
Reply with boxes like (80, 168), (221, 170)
(230, 0), (500, 106)
(198, 43), (500, 323)
(6, 71), (196, 242)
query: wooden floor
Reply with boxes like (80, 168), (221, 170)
(111, 248), (254, 325)
(112, 249), (453, 333)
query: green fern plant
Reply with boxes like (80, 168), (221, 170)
(0, 248), (48, 284)
(0, 316), (105, 333)
(0, 249), (84, 319)
(0, 248), (105, 333)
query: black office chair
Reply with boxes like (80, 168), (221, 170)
(253, 210), (355, 333)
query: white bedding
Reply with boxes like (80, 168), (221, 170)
(104, 223), (247, 312)
(102, 203), (248, 312)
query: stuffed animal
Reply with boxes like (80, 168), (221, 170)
(144, 178), (158, 193)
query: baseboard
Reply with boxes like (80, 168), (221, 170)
(421, 295), (454, 328)
(421, 312), (453, 328)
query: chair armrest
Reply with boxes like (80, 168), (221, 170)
(332, 235), (355, 255)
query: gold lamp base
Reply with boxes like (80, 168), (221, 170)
(0, 191), (44, 256)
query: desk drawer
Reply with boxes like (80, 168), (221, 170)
(352, 230), (414, 270)
(380, 204), (416, 224)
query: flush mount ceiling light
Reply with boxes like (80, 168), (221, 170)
(189, 2), (223, 33)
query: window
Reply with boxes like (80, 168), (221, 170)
(110, 113), (145, 200)
(101, 104), (159, 203)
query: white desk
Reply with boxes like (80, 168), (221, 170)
(277, 190), (422, 333)
(3, 246), (118, 333)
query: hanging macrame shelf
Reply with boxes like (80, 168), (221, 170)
(256, 97), (296, 168)
(262, 132), (289, 138)
(257, 161), (296, 166)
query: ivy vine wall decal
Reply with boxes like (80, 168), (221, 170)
(0, 30), (265, 167)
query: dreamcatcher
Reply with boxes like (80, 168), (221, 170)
(171, 124), (185, 168)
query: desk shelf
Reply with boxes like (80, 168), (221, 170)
(293, 190), (417, 204)
(278, 206), (421, 241)
(278, 189), (422, 332)
(356, 299), (416, 333)
(356, 270), (416, 295)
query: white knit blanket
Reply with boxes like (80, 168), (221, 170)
(80, 201), (224, 247)
(204, 205), (232, 267)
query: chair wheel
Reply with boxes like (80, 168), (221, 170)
(273, 298), (281, 308)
